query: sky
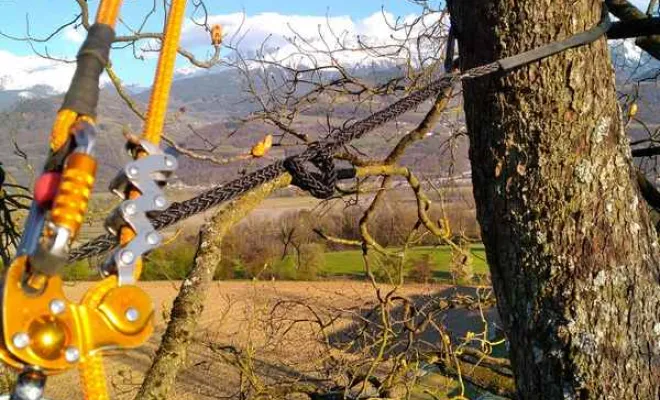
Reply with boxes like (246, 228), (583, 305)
(0, 0), (432, 91)
(0, 0), (653, 92)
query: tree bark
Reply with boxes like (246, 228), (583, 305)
(448, 0), (660, 398)
(135, 174), (291, 400)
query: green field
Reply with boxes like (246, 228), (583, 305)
(62, 244), (489, 282)
(322, 245), (488, 278)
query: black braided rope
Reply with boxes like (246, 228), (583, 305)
(284, 148), (338, 199)
(68, 75), (458, 262)
(68, 8), (613, 262)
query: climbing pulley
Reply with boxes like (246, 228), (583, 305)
(0, 0), (187, 398)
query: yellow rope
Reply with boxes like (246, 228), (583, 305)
(76, 1), (124, 398)
(142, 0), (187, 144)
(96, 0), (122, 28)
(79, 356), (109, 400)
(78, 276), (118, 400)
(121, 0), (188, 281)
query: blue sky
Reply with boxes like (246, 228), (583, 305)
(0, 0), (430, 89)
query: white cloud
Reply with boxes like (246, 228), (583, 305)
(178, 11), (446, 70)
(180, 12), (354, 51)
(629, 0), (654, 12)
(0, 50), (76, 92)
(64, 25), (85, 44)
(0, 50), (110, 93)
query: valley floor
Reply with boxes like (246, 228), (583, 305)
(40, 281), (499, 400)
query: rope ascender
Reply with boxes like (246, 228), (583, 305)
(0, 0), (188, 398)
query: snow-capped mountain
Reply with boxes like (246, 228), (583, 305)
(173, 10), (447, 78)
(0, 22), (657, 107)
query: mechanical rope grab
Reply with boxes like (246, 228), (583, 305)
(0, 0), (189, 398)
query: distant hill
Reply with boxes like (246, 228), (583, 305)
(0, 61), (657, 189)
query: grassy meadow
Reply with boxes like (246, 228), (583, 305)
(63, 243), (489, 283)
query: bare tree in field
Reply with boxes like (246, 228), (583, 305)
(449, 0), (660, 397)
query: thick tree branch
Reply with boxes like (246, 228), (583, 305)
(355, 165), (452, 242)
(606, 0), (660, 60)
(607, 17), (660, 39)
(434, 356), (516, 398)
(135, 174), (291, 400)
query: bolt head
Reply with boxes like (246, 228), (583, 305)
(12, 332), (29, 349)
(124, 201), (137, 216)
(120, 250), (135, 265)
(64, 346), (80, 363)
(165, 157), (175, 168)
(127, 166), (139, 178)
(147, 232), (161, 246)
(154, 196), (167, 209)
(125, 307), (140, 322)
(49, 299), (66, 315)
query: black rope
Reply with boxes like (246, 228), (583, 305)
(284, 147), (339, 199)
(68, 7), (613, 262)
(69, 75), (458, 261)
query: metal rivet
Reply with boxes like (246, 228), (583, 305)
(124, 202), (137, 216)
(64, 346), (80, 363)
(127, 166), (139, 178)
(154, 196), (167, 209)
(125, 308), (140, 322)
(165, 157), (175, 168)
(12, 332), (29, 349)
(120, 250), (135, 265)
(147, 232), (161, 246)
(49, 299), (66, 315)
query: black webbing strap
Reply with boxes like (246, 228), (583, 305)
(59, 23), (115, 117)
(444, 26), (457, 73)
(497, 5), (612, 71)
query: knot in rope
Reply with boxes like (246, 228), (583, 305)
(284, 146), (338, 199)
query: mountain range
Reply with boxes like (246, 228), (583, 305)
(0, 42), (658, 190)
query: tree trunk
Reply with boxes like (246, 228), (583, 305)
(448, 0), (660, 398)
